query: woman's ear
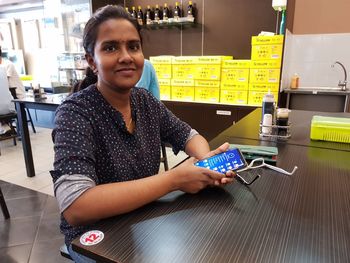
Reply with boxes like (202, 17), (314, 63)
(85, 53), (97, 73)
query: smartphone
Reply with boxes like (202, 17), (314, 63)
(195, 148), (248, 174)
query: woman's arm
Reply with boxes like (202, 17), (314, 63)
(184, 134), (210, 160)
(63, 158), (225, 226)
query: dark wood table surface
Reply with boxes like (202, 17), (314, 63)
(72, 110), (350, 263)
(210, 108), (350, 151)
(13, 94), (67, 177)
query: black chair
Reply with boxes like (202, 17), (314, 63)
(0, 112), (17, 155)
(0, 185), (10, 219)
(161, 142), (169, 171)
(9, 87), (36, 134)
(60, 244), (73, 260)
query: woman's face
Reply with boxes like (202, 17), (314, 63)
(87, 18), (144, 92)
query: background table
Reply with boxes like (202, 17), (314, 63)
(13, 94), (67, 177)
(72, 110), (350, 263)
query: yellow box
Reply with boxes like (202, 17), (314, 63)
(153, 64), (172, 79)
(221, 68), (250, 84)
(172, 56), (196, 64)
(172, 64), (195, 79)
(251, 35), (284, 45)
(250, 59), (281, 69)
(221, 82), (249, 90)
(195, 87), (220, 103)
(251, 44), (283, 60)
(249, 68), (281, 83)
(158, 79), (171, 86)
(248, 91), (279, 106)
(220, 89), (248, 105)
(249, 83), (279, 93)
(222, 60), (251, 69)
(194, 65), (221, 80)
(171, 86), (195, 101)
(171, 79), (195, 87)
(194, 56), (223, 64)
(160, 86), (171, 100)
(150, 56), (174, 64)
(194, 80), (220, 88)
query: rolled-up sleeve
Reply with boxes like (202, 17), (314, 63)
(50, 100), (99, 209)
(159, 103), (192, 155)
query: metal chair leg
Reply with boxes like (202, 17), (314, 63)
(0, 186), (10, 219)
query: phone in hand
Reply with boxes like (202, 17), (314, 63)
(194, 148), (248, 174)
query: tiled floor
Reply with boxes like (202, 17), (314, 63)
(0, 127), (187, 262)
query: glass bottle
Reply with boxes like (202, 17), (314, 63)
(125, 7), (130, 16)
(163, 3), (169, 21)
(187, 1), (193, 17)
(137, 6), (144, 26)
(146, 5), (153, 25)
(174, 2), (181, 21)
(154, 4), (161, 23)
(131, 6), (137, 19)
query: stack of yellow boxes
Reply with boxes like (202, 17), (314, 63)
(220, 60), (251, 104)
(194, 56), (229, 103)
(149, 56), (173, 100)
(248, 35), (284, 106)
(171, 56), (196, 101)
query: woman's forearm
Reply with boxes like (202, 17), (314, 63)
(63, 171), (176, 226)
(184, 134), (210, 160)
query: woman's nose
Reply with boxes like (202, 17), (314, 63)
(118, 47), (132, 63)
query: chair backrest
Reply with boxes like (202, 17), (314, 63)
(0, 66), (15, 115)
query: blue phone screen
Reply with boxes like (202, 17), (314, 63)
(195, 148), (246, 173)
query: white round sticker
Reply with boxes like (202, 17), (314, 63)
(80, 230), (104, 246)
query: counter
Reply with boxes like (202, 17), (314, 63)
(284, 88), (350, 112)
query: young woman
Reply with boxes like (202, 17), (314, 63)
(51, 5), (234, 262)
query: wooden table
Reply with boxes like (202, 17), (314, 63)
(13, 94), (67, 177)
(71, 110), (350, 262)
(210, 108), (350, 151)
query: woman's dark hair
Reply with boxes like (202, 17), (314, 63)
(71, 67), (97, 93)
(72, 5), (142, 93)
(83, 4), (141, 57)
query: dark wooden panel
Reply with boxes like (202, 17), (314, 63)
(126, 0), (277, 58)
(163, 101), (255, 141)
(204, 0), (276, 58)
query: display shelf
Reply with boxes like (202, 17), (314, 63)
(143, 21), (197, 30)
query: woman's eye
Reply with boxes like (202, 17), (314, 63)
(104, 45), (117, 52)
(129, 43), (141, 51)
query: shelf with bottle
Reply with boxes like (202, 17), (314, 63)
(127, 2), (197, 30)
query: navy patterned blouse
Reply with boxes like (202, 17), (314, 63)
(51, 85), (191, 246)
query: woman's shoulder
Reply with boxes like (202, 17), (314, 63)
(58, 85), (99, 112)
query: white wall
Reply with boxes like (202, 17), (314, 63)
(281, 29), (350, 89)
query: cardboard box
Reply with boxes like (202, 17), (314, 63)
(220, 89), (248, 105)
(248, 91), (278, 106)
(221, 82), (249, 90)
(251, 35), (284, 45)
(249, 68), (281, 83)
(195, 87), (220, 103)
(222, 60), (251, 69)
(221, 68), (250, 84)
(251, 44), (283, 60)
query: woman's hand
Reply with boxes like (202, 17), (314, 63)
(171, 157), (226, 193)
(171, 142), (235, 193)
(201, 142), (235, 186)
